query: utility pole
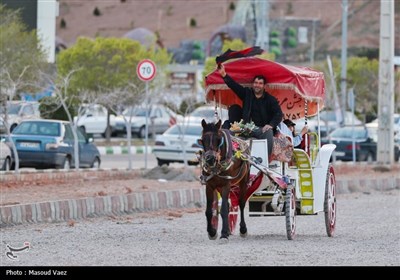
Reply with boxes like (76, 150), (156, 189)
(377, 0), (395, 165)
(340, 0), (348, 123)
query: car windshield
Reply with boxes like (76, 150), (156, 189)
(0, 103), (21, 115)
(12, 121), (60, 136)
(330, 126), (367, 139)
(166, 125), (202, 136)
(123, 107), (149, 117)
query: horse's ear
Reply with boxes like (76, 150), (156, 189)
(201, 119), (207, 128)
(216, 119), (222, 128)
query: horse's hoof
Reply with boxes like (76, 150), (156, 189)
(208, 233), (218, 240)
(219, 237), (229, 244)
(240, 232), (248, 238)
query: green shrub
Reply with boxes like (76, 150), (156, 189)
(287, 37), (297, 48)
(93, 7), (101, 16)
(270, 30), (280, 37)
(270, 46), (282, 57)
(60, 18), (66, 29)
(286, 27), (296, 37)
(189, 18), (197, 27)
(270, 37), (281, 47)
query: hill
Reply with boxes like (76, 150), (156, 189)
(56, 0), (399, 60)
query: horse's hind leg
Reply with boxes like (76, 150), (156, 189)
(205, 187), (217, 240)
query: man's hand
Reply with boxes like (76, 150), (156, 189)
(262, 124), (272, 133)
(218, 64), (226, 77)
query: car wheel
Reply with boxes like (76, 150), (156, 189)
(1, 157), (11, 171)
(58, 157), (71, 170)
(366, 152), (374, 163)
(139, 126), (146, 138)
(157, 158), (169, 166)
(10, 123), (18, 132)
(188, 160), (199, 166)
(79, 126), (86, 135)
(91, 157), (101, 168)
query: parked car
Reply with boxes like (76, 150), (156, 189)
(9, 119), (101, 169)
(116, 104), (183, 138)
(296, 110), (362, 138)
(0, 138), (13, 171)
(185, 105), (228, 124)
(0, 101), (41, 133)
(369, 113), (400, 136)
(153, 122), (203, 166)
(323, 124), (399, 162)
(74, 104), (123, 137)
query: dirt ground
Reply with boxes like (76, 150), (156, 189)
(1, 164), (399, 207)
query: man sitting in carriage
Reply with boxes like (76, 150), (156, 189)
(217, 63), (283, 159)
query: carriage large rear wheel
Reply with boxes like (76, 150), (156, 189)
(228, 203), (238, 235)
(285, 185), (296, 240)
(324, 164), (336, 237)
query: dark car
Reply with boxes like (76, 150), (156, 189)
(323, 125), (400, 162)
(9, 119), (101, 169)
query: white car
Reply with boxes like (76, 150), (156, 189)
(74, 104), (124, 137)
(153, 123), (203, 166)
(0, 138), (13, 171)
(185, 105), (228, 124)
(116, 104), (183, 138)
(0, 101), (41, 133)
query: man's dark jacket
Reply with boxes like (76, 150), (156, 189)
(223, 74), (283, 129)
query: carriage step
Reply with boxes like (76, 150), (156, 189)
(293, 149), (314, 214)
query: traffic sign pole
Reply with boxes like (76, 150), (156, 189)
(137, 59), (156, 170)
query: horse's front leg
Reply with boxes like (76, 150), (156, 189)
(205, 186), (217, 240)
(220, 185), (230, 240)
(239, 175), (249, 237)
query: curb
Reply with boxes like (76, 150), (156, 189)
(97, 146), (153, 155)
(1, 176), (399, 227)
(0, 188), (205, 227)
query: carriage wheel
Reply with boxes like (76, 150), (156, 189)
(228, 204), (239, 235)
(285, 185), (296, 240)
(324, 164), (336, 237)
(211, 191), (219, 231)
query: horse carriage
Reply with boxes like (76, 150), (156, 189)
(199, 57), (337, 241)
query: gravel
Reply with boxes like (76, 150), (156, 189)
(1, 189), (399, 267)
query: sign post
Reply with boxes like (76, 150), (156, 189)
(137, 59), (156, 169)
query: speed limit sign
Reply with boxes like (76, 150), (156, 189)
(136, 59), (156, 81)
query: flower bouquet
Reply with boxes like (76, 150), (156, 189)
(230, 120), (258, 138)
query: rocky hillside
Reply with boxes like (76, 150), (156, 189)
(56, 0), (399, 58)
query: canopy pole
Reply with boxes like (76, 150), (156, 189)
(213, 90), (218, 123)
(304, 99), (309, 154)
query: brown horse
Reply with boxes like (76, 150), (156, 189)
(199, 119), (250, 241)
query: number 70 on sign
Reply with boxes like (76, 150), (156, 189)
(136, 59), (157, 82)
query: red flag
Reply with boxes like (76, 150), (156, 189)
(216, 46), (264, 66)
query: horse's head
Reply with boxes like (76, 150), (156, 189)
(199, 119), (223, 169)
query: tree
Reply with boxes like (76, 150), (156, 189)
(56, 36), (171, 169)
(0, 5), (49, 173)
(0, 5), (48, 102)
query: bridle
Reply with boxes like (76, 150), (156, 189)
(200, 129), (248, 184)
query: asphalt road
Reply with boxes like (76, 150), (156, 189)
(1, 189), (399, 267)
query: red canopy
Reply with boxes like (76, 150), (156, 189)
(205, 57), (325, 120)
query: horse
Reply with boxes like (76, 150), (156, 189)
(199, 119), (251, 241)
